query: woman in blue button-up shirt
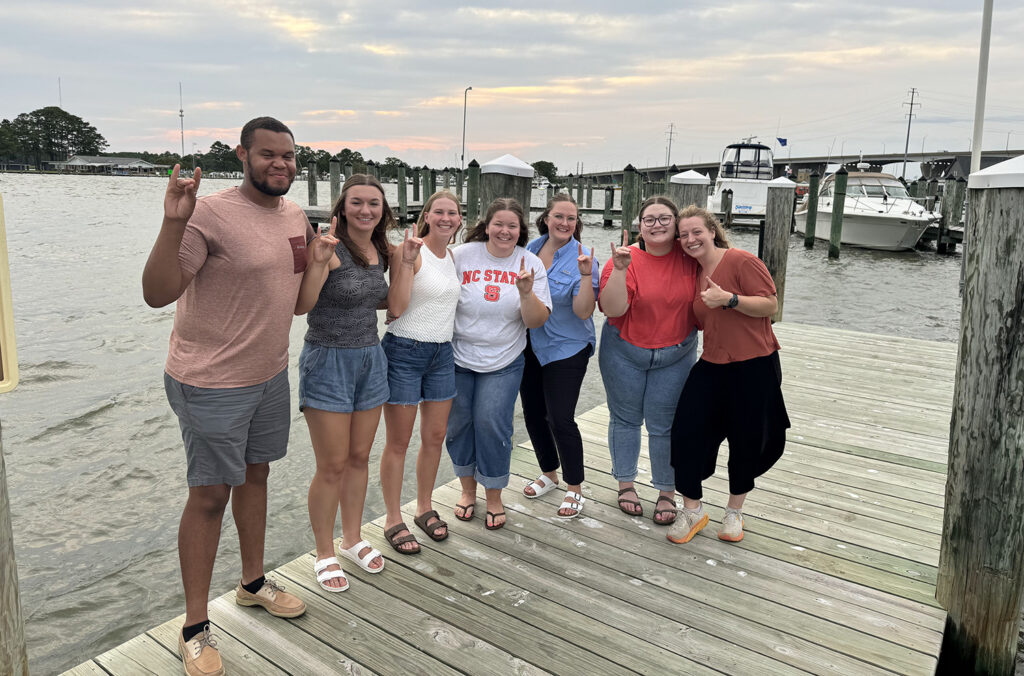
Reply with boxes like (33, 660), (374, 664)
(519, 194), (599, 519)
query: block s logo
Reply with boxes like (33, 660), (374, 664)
(484, 285), (500, 302)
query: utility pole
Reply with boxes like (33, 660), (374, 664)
(901, 88), (919, 180)
(665, 123), (676, 167)
(179, 83), (185, 165)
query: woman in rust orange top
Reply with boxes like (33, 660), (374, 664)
(667, 205), (789, 545)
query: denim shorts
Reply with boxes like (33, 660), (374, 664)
(164, 369), (290, 487)
(381, 333), (456, 406)
(298, 341), (390, 413)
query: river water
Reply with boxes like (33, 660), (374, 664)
(0, 173), (962, 674)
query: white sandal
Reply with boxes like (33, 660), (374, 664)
(339, 540), (384, 574)
(556, 491), (585, 520)
(524, 474), (558, 498)
(314, 556), (348, 592)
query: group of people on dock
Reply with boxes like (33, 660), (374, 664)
(143, 117), (789, 676)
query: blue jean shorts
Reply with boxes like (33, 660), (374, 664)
(381, 333), (456, 406)
(298, 341), (389, 413)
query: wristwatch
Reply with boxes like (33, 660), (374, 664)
(725, 293), (739, 309)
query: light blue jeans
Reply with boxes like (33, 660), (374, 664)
(598, 325), (698, 491)
(445, 354), (526, 490)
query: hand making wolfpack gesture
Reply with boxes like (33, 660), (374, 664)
(610, 230), (632, 271)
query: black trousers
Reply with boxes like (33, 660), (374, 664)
(671, 351), (789, 500)
(519, 339), (591, 486)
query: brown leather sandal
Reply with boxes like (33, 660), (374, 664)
(414, 510), (449, 542)
(617, 487), (643, 517)
(383, 523), (420, 554)
(653, 496), (678, 525)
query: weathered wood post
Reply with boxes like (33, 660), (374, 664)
(721, 188), (734, 228)
(344, 162), (354, 181)
(307, 161), (318, 206)
(455, 169), (464, 200)
(546, 184), (554, 204)
(397, 164), (408, 222)
(441, 168), (450, 191)
(420, 168), (431, 203)
(935, 156), (1024, 676)
(764, 177), (796, 322)
(668, 170), (710, 209)
(804, 171), (821, 248)
(586, 178), (594, 208)
(412, 166), (421, 203)
(0, 194), (28, 676)
(621, 165), (641, 243)
(429, 169), (438, 195)
(479, 154), (534, 223)
(948, 177), (967, 253)
(575, 176), (584, 206)
(329, 159), (341, 206)
(603, 187), (614, 227)
(828, 166), (849, 259)
(465, 160), (481, 224)
(365, 159), (375, 181)
(565, 174), (574, 199)
(938, 178), (957, 255)
(910, 179), (922, 200)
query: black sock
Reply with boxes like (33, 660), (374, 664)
(241, 575), (265, 594)
(182, 621), (208, 643)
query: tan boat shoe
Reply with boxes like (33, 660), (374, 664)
(234, 577), (306, 618)
(178, 625), (224, 676)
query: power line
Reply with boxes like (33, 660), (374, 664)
(664, 123), (676, 167)
(901, 87), (920, 179)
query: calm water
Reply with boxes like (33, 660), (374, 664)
(0, 173), (962, 674)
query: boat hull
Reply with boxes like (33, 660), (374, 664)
(793, 210), (931, 251)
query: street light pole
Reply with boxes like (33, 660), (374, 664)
(461, 86), (472, 172)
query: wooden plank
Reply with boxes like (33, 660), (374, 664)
(207, 596), (371, 675)
(147, 615), (286, 676)
(93, 633), (182, 675)
(59, 662), (107, 676)
(432, 485), (936, 675)
(275, 554), (545, 676)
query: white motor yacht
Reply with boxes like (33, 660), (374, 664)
(708, 141), (775, 225)
(794, 170), (937, 251)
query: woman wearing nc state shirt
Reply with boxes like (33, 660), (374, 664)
(667, 205), (789, 546)
(446, 198), (552, 530)
(598, 196), (699, 527)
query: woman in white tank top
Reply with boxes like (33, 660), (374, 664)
(379, 191), (462, 554)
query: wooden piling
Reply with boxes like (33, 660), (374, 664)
(620, 165), (640, 243)
(365, 160), (376, 181)
(586, 178), (593, 208)
(668, 170), (710, 210)
(344, 162), (354, 181)
(455, 169), (464, 200)
(545, 185), (554, 204)
(307, 161), (317, 206)
(721, 189), (734, 228)
(441, 169), (450, 191)
(948, 177), (966, 253)
(764, 178), (796, 322)
(937, 178), (956, 255)
(420, 168), (430, 204)
(575, 177), (584, 206)
(429, 169), (438, 195)
(479, 155), (533, 221)
(412, 167), (421, 203)
(804, 171), (820, 248)
(397, 164), (408, 221)
(329, 159), (341, 206)
(603, 187), (614, 227)
(828, 167), (849, 259)
(465, 160), (481, 225)
(935, 157), (1024, 676)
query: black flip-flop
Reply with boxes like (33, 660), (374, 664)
(485, 511), (506, 530)
(454, 502), (475, 522)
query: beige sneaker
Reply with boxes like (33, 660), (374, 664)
(718, 509), (744, 542)
(666, 503), (709, 544)
(178, 625), (224, 676)
(234, 577), (306, 618)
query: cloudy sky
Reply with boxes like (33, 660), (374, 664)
(3, 1), (1022, 173)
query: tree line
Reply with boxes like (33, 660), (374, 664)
(0, 107), (561, 183)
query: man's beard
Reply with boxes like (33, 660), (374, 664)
(247, 158), (294, 197)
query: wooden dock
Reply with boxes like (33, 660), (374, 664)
(65, 322), (955, 675)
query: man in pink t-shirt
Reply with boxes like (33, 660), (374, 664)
(143, 117), (330, 676)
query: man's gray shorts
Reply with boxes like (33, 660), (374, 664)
(164, 369), (291, 487)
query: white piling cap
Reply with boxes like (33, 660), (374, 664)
(670, 170), (710, 185)
(967, 154), (1024, 189)
(768, 176), (796, 187)
(480, 154), (535, 178)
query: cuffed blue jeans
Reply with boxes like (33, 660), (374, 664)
(445, 354), (526, 490)
(598, 324), (698, 490)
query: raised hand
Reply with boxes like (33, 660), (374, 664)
(576, 242), (594, 276)
(400, 228), (424, 264)
(516, 257), (535, 295)
(610, 230), (632, 271)
(310, 216), (339, 265)
(163, 164), (201, 222)
(700, 277), (732, 308)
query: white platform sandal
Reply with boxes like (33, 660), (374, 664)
(314, 556), (348, 592)
(524, 474), (558, 498)
(339, 540), (384, 574)
(556, 491), (585, 520)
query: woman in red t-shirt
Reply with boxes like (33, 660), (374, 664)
(667, 205), (790, 545)
(598, 196), (699, 526)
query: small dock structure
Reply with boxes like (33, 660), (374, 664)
(67, 322), (954, 675)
